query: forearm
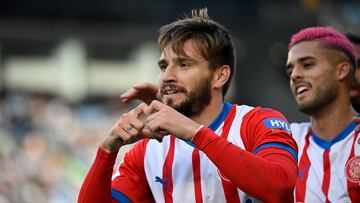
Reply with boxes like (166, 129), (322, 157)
(192, 127), (297, 202)
(78, 147), (118, 203)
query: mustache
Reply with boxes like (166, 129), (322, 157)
(160, 83), (187, 94)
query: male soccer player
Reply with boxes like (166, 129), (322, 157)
(286, 27), (360, 202)
(78, 8), (298, 203)
(121, 27), (360, 202)
(348, 34), (360, 112)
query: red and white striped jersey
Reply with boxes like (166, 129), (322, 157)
(291, 122), (360, 203)
(110, 103), (297, 203)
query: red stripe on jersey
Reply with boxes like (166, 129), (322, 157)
(347, 131), (360, 202)
(221, 105), (236, 139)
(192, 149), (203, 203)
(219, 105), (240, 203)
(163, 136), (176, 203)
(322, 150), (331, 203)
(240, 107), (260, 151)
(295, 131), (312, 202)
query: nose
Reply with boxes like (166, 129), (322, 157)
(290, 66), (303, 82)
(161, 65), (177, 83)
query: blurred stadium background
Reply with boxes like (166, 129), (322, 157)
(0, 0), (359, 202)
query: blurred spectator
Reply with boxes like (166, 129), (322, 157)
(348, 33), (360, 112)
(0, 92), (131, 203)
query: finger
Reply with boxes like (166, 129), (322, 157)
(145, 100), (164, 116)
(127, 114), (146, 131)
(146, 115), (166, 133)
(141, 129), (153, 138)
(129, 103), (149, 117)
(116, 113), (141, 135)
(120, 88), (136, 101)
(139, 112), (149, 129)
(133, 82), (159, 93)
(141, 129), (166, 143)
(133, 82), (154, 90)
(352, 116), (360, 123)
(157, 130), (168, 136)
(112, 126), (131, 144)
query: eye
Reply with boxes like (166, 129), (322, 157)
(179, 62), (190, 69)
(159, 63), (167, 72)
(285, 65), (293, 77)
(303, 62), (314, 68)
(286, 69), (292, 77)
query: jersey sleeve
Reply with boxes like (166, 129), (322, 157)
(78, 139), (154, 203)
(191, 107), (298, 202)
(111, 139), (155, 203)
(78, 146), (119, 203)
(241, 107), (297, 161)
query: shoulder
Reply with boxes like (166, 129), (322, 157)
(237, 105), (292, 137)
(239, 105), (290, 129)
(236, 105), (287, 119)
(289, 122), (311, 141)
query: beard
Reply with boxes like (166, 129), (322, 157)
(297, 81), (338, 115)
(160, 76), (212, 117)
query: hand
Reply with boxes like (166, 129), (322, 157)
(145, 100), (201, 141)
(101, 103), (165, 153)
(120, 83), (159, 105)
(353, 116), (360, 132)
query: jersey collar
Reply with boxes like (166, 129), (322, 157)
(312, 114), (359, 150)
(185, 102), (233, 147)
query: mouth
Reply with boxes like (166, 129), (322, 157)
(296, 86), (308, 95)
(162, 89), (180, 95)
(293, 83), (310, 98)
(160, 85), (186, 98)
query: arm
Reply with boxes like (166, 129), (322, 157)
(78, 140), (154, 203)
(78, 103), (159, 203)
(78, 148), (119, 203)
(120, 83), (159, 105)
(145, 101), (297, 202)
(193, 127), (297, 202)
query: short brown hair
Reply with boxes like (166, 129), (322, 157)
(158, 8), (236, 97)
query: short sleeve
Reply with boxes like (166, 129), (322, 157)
(240, 107), (298, 161)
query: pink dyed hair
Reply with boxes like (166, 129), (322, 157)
(288, 26), (357, 68)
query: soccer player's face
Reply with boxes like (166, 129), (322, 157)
(286, 41), (339, 115)
(350, 44), (360, 104)
(157, 40), (213, 117)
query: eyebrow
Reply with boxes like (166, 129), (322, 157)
(158, 56), (197, 66)
(286, 56), (316, 69)
(158, 59), (167, 67)
(176, 56), (197, 64)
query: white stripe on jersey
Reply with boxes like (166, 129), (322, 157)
(112, 104), (274, 203)
(199, 126), (227, 202)
(171, 138), (198, 202)
(144, 104), (259, 203)
(291, 122), (360, 202)
(144, 137), (171, 203)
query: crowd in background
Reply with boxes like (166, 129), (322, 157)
(0, 92), (132, 203)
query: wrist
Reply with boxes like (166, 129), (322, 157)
(100, 134), (123, 153)
(100, 142), (121, 154)
(189, 124), (204, 141)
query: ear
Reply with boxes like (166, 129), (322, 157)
(212, 65), (231, 89)
(337, 61), (351, 81)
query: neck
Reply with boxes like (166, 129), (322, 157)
(190, 93), (224, 127)
(310, 91), (357, 141)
